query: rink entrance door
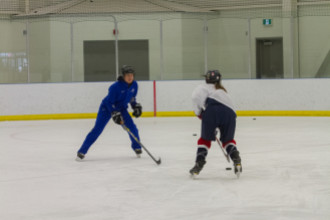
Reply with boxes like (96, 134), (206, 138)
(84, 40), (149, 82)
(256, 38), (283, 79)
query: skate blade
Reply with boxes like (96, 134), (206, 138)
(75, 157), (84, 162)
(136, 154), (141, 158)
(189, 170), (199, 178)
(234, 164), (242, 179)
(190, 173), (198, 179)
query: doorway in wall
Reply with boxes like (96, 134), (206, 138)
(84, 40), (149, 82)
(256, 38), (283, 79)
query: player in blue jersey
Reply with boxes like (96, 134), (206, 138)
(76, 65), (143, 161)
(189, 70), (242, 176)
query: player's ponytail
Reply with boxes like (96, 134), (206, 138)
(215, 81), (227, 92)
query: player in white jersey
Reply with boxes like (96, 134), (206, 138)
(190, 70), (242, 176)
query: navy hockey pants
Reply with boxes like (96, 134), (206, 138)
(78, 103), (140, 155)
(201, 99), (236, 144)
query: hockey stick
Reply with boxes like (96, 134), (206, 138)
(215, 136), (231, 163)
(215, 129), (241, 178)
(122, 124), (161, 165)
(214, 129), (230, 163)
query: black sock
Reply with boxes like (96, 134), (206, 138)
(196, 147), (208, 162)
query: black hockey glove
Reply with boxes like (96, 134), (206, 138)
(112, 111), (123, 125)
(132, 103), (142, 118)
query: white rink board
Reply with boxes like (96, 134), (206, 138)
(0, 81), (154, 115)
(1, 79), (330, 116)
(156, 79), (330, 111)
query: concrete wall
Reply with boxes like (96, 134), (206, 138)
(162, 19), (183, 80)
(1, 12), (330, 83)
(71, 20), (115, 82)
(181, 18), (204, 79)
(1, 79), (330, 117)
(299, 16), (330, 78)
(0, 20), (27, 83)
(49, 21), (71, 82)
(49, 18), (182, 81)
(250, 17), (284, 78)
(118, 19), (162, 80)
(207, 18), (250, 79)
(28, 20), (51, 82)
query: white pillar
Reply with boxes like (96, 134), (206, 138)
(25, 0), (30, 14)
(282, 0), (299, 78)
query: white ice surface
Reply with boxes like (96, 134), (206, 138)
(1, 117), (330, 220)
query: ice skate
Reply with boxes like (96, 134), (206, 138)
(76, 152), (85, 161)
(230, 150), (242, 178)
(189, 160), (206, 176)
(134, 149), (142, 158)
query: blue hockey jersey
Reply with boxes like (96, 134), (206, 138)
(102, 77), (138, 113)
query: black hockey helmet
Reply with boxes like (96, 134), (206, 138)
(205, 70), (221, 84)
(121, 65), (135, 76)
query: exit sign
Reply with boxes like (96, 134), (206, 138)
(263, 19), (272, 26)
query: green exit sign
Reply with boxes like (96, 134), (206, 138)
(263, 19), (272, 26)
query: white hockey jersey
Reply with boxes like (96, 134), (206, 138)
(192, 83), (235, 116)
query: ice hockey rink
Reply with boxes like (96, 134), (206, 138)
(1, 116), (330, 220)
